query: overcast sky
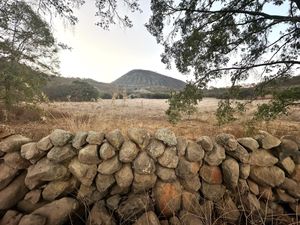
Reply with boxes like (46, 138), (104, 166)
(53, 1), (289, 87)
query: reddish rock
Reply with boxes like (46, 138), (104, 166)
(199, 164), (222, 184)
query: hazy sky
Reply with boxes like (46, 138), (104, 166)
(53, 1), (289, 87)
(54, 0), (196, 84)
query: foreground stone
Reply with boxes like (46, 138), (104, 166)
(68, 158), (97, 186)
(0, 172), (28, 210)
(0, 210), (23, 225)
(154, 180), (182, 217)
(21, 143), (45, 164)
(155, 128), (177, 146)
(200, 164), (222, 184)
(31, 197), (79, 225)
(18, 214), (46, 225)
(255, 130), (281, 150)
(128, 128), (150, 150)
(222, 157), (239, 189)
(47, 144), (76, 163)
(119, 141), (139, 163)
(78, 144), (101, 164)
(0, 163), (19, 190)
(250, 166), (285, 187)
(0, 135), (31, 153)
(49, 129), (73, 147)
(133, 211), (160, 225)
(87, 201), (116, 225)
(204, 143), (226, 166)
(201, 181), (226, 201)
(105, 129), (124, 149)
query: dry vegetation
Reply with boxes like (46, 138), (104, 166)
(1, 98), (299, 141)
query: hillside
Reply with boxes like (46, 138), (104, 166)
(112, 69), (186, 92)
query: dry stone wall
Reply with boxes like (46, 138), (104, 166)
(0, 128), (300, 225)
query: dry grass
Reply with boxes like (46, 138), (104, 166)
(2, 98), (300, 140)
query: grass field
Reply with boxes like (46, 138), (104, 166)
(2, 98), (300, 141)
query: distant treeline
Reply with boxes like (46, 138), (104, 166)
(203, 87), (256, 99)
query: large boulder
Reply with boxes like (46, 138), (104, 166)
(119, 141), (139, 163)
(255, 131), (281, 150)
(0, 172), (29, 210)
(25, 158), (69, 189)
(128, 128), (150, 150)
(249, 166), (285, 187)
(146, 139), (165, 159)
(155, 128), (177, 146)
(158, 147), (179, 168)
(98, 156), (122, 175)
(133, 211), (160, 225)
(204, 143), (226, 166)
(68, 158), (97, 186)
(154, 180), (182, 217)
(105, 129), (124, 149)
(0, 135), (31, 153)
(249, 150), (278, 166)
(49, 129), (73, 147)
(78, 145), (101, 164)
(185, 142), (204, 162)
(99, 143), (116, 160)
(30, 197), (79, 225)
(115, 164), (134, 188)
(222, 157), (240, 189)
(0, 163), (19, 190)
(47, 144), (76, 163)
(200, 164), (222, 184)
(133, 152), (156, 174)
(86, 201), (116, 225)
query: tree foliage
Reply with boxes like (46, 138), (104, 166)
(146, 0), (300, 122)
(0, 0), (59, 108)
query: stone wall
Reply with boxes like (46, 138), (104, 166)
(0, 128), (300, 225)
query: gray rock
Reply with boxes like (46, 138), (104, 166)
(72, 131), (88, 149)
(204, 143), (226, 166)
(36, 136), (53, 151)
(237, 137), (259, 151)
(239, 163), (250, 179)
(179, 210), (203, 225)
(176, 136), (188, 156)
(0, 134), (31, 153)
(200, 164), (222, 184)
(216, 194), (240, 223)
(98, 156), (122, 175)
(133, 211), (160, 225)
(21, 142), (46, 164)
(226, 144), (249, 163)
(0, 210), (23, 225)
(68, 158), (97, 186)
(197, 136), (214, 152)
(180, 175), (201, 192)
(222, 157), (239, 189)
(215, 133), (238, 152)
(255, 130), (281, 150)
(77, 184), (106, 205)
(128, 128), (150, 149)
(155, 128), (177, 146)
(119, 141), (139, 163)
(249, 149), (278, 166)
(158, 147), (179, 168)
(4, 152), (31, 170)
(42, 177), (78, 201)
(106, 195), (121, 211)
(156, 165), (176, 182)
(176, 158), (200, 179)
(96, 174), (115, 192)
(115, 164), (134, 188)
(99, 143), (116, 160)
(133, 152), (156, 174)
(146, 139), (165, 159)
(105, 129), (124, 149)
(0, 163), (19, 190)
(185, 141), (204, 162)
(87, 201), (116, 225)
(0, 172), (28, 210)
(249, 166), (285, 187)
(25, 158), (69, 189)
(31, 197), (79, 225)
(117, 194), (152, 222)
(47, 144), (76, 163)
(78, 145), (101, 164)
(24, 189), (41, 204)
(133, 173), (157, 193)
(278, 156), (295, 175)
(49, 129), (73, 147)
(201, 181), (226, 201)
(86, 131), (105, 145)
(18, 214), (46, 225)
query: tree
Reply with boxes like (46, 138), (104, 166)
(0, 0), (59, 109)
(146, 0), (300, 122)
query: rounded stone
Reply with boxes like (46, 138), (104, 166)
(133, 152), (156, 175)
